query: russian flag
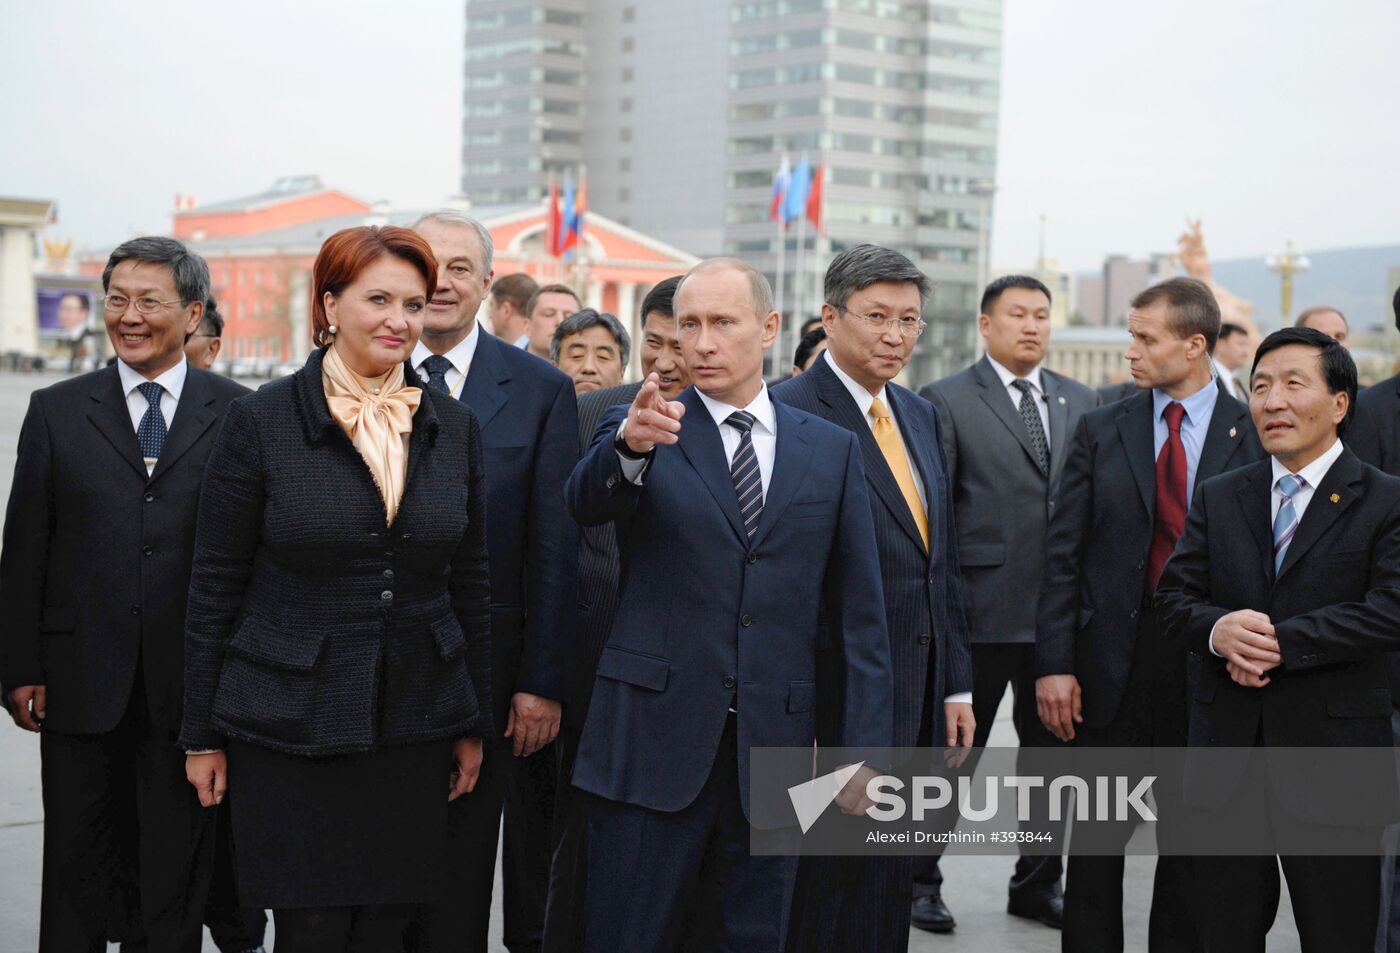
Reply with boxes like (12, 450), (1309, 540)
(785, 153), (812, 225)
(770, 154), (791, 224)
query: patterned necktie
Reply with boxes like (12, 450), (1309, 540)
(1148, 401), (1187, 589)
(1010, 379), (1049, 476)
(136, 381), (166, 461)
(420, 355), (454, 395)
(870, 397), (929, 549)
(1273, 473), (1306, 573)
(726, 411), (763, 538)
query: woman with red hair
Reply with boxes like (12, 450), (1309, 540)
(179, 225), (493, 950)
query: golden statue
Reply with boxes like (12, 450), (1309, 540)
(1175, 219), (1258, 338)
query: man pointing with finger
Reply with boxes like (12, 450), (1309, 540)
(565, 257), (894, 951)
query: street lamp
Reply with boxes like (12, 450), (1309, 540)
(1265, 240), (1311, 326)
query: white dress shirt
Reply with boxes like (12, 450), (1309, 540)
(411, 320), (481, 400)
(823, 352), (969, 707)
(1212, 357), (1248, 402)
(619, 385), (777, 493)
(117, 357), (186, 475)
(1208, 438), (1345, 655)
(513, 333), (530, 349)
(985, 354), (1051, 455)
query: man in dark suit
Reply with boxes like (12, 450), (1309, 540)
(541, 274), (686, 953)
(410, 211), (579, 953)
(916, 275), (1100, 933)
(1157, 326), (1400, 952)
(771, 244), (974, 953)
(566, 257), (894, 951)
(0, 237), (249, 952)
(1036, 277), (1263, 952)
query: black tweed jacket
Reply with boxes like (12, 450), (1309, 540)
(179, 348), (493, 756)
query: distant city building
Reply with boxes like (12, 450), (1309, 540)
(1075, 252), (1175, 326)
(1042, 326), (1131, 388)
(459, 0), (1005, 384)
(80, 177), (697, 372)
(0, 196), (55, 356)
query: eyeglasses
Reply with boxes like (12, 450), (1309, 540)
(101, 294), (187, 315)
(839, 306), (927, 338)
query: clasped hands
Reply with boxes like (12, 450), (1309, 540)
(1211, 609), (1280, 688)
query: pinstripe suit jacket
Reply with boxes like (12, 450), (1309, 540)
(772, 358), (973, 748)
(564, 381), (642, 729)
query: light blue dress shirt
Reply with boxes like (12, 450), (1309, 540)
(1152, 378), (1218, 508)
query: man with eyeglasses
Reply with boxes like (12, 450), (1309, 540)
(772, 244), (975, 953)
(0, 237), (249, 951)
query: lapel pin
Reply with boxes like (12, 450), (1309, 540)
(1057, 396), (1066, 405)
(1229, 427), (1237, 438)
(1330, 493), (1340, 503)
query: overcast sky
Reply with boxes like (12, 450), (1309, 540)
(3, 0), (1396, 271)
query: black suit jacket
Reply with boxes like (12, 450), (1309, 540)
(1155, 449), (1400, 823)
(565, 380), (643, 730)
(921, 357), (1100, 646)
(458, 331), (579, 726)
(1036, 382), (1264, 727)
(179, 350), (493, 755)
(1339, 373), (1400, 702)
(773, 359), (972, 748)
(0, 364), (249, 734)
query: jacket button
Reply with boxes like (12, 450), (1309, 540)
(142, 545), (153, 556)
(1130, 609), (1139, 620)
(723, 675), (736, 689)
(1136, 560), (1145, 571)
(143, 492), (154, 503)
(380, 590), (393, 603)
(130, 604), (141, 615)
(746, 553), (757, 564)
(382, 569), (394, 581)
(741, 614), (753, 627)
(918, 633), (931, 645)
(401, 533), (412, 541)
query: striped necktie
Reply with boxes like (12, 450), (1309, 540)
(726, 411), (763, 538)
(1273, 473), (1305, 572)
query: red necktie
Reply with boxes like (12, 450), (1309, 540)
(1149, 402), (1187, 589)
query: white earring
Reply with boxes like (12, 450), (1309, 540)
(328, 324), (338, 335)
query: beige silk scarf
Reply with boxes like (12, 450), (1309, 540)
(321, 345), (422, 524)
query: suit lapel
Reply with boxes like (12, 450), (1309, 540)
(1114, 390), (1156, 517)
(1275, 448), (1362, 582)
(812, 361), (926, 552)
(148, 369), (218, 485)
(675, 388), (747, 543)
(1043, 370), (1072, 488)
(972, 357), (1041, 473)
(1194, 381), (1251, 493)
(459, 331), (510, 432)
(86, 367), (150, 480)
(750, 400), (815, 547)
(1234, 462), (1274, 586)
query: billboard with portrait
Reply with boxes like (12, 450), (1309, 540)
(36, 287), (96, 339)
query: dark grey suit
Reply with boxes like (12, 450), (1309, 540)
(917, 356), (1099, 908)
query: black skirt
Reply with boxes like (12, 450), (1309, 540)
(227, 738), (454, 909)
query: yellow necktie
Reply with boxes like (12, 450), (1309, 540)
(871, 398), (929, 549)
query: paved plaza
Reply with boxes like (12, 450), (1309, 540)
(0, 371), (1302, 951)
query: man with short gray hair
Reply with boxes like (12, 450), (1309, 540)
(0, 236), (249, 950)
(772, 243), (975, 952)
(551, 308), (630, 394)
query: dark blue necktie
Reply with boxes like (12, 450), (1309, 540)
(421, 355), (453, 395)
(136, 381), (166, 460)
(726, 411), (763, 537)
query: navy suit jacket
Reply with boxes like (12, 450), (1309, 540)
(458, 331), (579, 724)
(1036, 383), (1263, 727)
(772, 359), (972, 748)
(565, 386), (894, 819)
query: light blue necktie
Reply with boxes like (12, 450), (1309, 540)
(1272, 473), (1305, 573)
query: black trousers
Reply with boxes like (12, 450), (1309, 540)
(1061, 611), (1202, 953)
(581, 714), (797, 953)
(913, 642), (1066, 901)
(204, 793), (267, 953)
(38, 675), (214, 953)
(408, 740), (556, 953)
(541, 725), (586, 953)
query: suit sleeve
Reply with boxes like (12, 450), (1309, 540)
(924, 386), (957, 484)
(179, 399), (265, 750)
(565, 403), (645, 528)
(452, 410), (494, 739)
(1154, 485), (1230, 652)
(929, 402), (974, 697)
(1274, 495), (1400, 669)
(825, 431), (895, 748)
(1035, 413), (1094, 677)
(515, 376), (580, 701)
(0, 393), (53, 690)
